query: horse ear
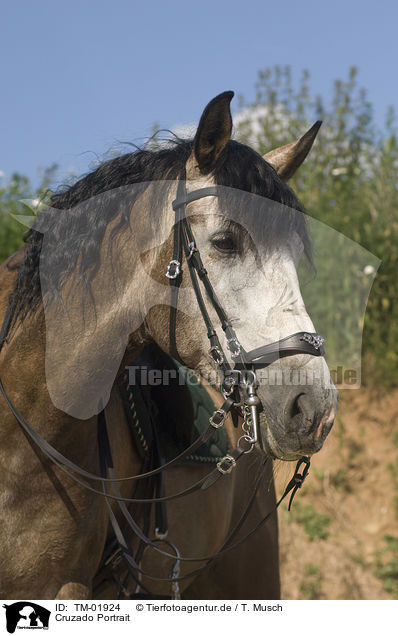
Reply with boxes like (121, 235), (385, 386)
(263, 121), (322, 181)
(192, 91), (234, 175)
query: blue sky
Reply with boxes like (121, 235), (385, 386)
(1, 0), (397, 187)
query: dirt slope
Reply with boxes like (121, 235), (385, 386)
(275, 387), (398, 599)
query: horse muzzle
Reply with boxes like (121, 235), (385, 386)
(258, 385), (338, 461)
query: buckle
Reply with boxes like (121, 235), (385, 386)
(227, 337), (241, 358)
(209, 409), (227, 429)
(155, 528), (168, 540)
(165, 259), (181, 279)
(217, 454), (236, 475)
(209, 345), (224, 365)
(222, 370), (241, 398)
(187, 241), (197, 260)
(104, 546), (123, 569)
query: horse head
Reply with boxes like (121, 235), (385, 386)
(143, 92), (338, 460)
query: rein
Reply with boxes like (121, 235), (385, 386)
(0, 174), (325, 598)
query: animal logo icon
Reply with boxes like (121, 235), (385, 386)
(2, 602), (50, 633)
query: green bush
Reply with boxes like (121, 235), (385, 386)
(0, 166), (57, 263)
(0, 173), (33, 263)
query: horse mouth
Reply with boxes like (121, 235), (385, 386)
(258, 411), (334, 461)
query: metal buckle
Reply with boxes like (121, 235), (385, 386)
(222, 370), (241, 398)
(209, 409), (227, 429)
(209, 345), (224, 365)
(217, 454), (236, 475)
(227, 337), (242, 358)
(187, 241), (197, 260)
(102, 547), (130, 598)
(104, 546), (123, 569)
(155, 527), (168, 540)
(222, 384), (235, 399)
(165, 259), (181, 279)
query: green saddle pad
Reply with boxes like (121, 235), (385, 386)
(119, 364), (230, 466)
(174, 364), (230, 464)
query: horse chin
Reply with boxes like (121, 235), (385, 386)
(258, 411), (332, 461)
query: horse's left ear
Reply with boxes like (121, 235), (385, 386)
(192, 91), (234, 175)
(263, 121), (322, 181)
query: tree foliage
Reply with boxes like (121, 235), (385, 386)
(236, 66), (398, 387)
(0, 166), (57, 263)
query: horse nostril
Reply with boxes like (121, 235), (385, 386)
(288, 392), (319, 436)
(290, 392), (306, 419)
(291, 392), (315, 423)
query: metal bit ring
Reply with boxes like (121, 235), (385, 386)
(237, 434), (256, 454)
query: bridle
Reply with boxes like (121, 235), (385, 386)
(167, 173), (326, 454)
(0, 173), (326, 598)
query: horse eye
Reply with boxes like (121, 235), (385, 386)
(211, 234), (238, 254)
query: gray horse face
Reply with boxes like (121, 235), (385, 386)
(174, 200), (338, 461)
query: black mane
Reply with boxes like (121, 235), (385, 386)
(5, 138), (311, 335)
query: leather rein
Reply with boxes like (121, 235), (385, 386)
(0, 175), (325, 597)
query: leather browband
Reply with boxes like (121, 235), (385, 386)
(172, 186), (219, 210)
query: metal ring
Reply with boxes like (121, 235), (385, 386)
(237, 434), (255, 454)
(239, 369), (257, 387)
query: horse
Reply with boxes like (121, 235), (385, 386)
(0, 91), (338, 599)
